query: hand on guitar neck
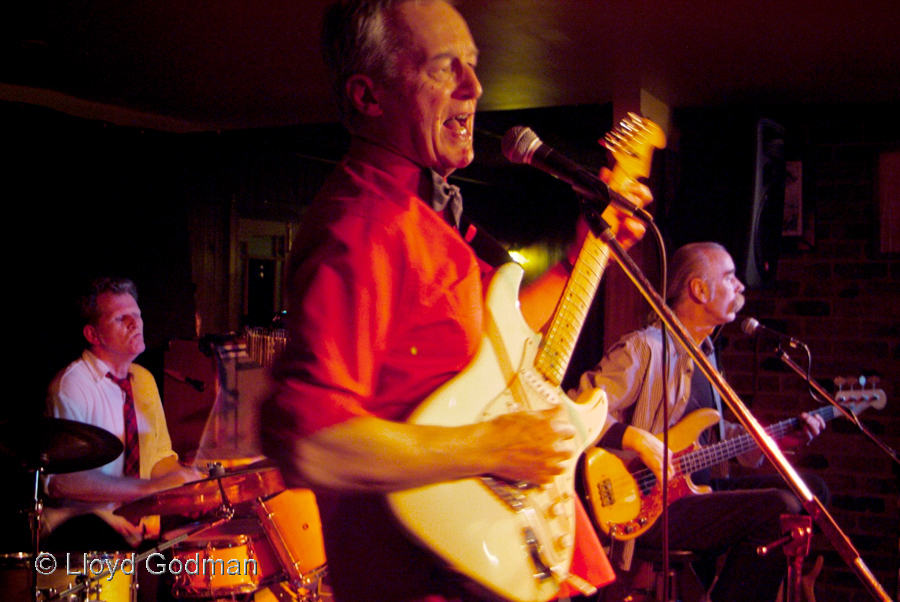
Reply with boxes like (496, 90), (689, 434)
(522, 165), (653, 333)
(585, 387), (886, 541)
(779, 410), (827, 449)
(566, 168), (651, 266)
(613, 409), (825, 487)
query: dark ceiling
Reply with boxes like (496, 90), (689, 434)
(4, 0), (899, 132)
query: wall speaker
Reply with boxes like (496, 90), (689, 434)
(668, 112), (787, 288)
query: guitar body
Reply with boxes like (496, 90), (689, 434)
(387, 262), (608, 602)
(583, 385), (885, 541)
(583, 408), (719, 540)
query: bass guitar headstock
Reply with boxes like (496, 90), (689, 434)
(834, 375), (887, 411)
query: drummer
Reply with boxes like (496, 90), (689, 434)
(44, 277), (202, 551)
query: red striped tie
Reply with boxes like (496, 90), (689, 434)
(108, 372), (140, 477)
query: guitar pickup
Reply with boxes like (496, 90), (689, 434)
(597, 478), (615, 507)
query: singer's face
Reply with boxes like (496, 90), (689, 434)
(704, 250), (745, 325)
(376, 1), (482, 177)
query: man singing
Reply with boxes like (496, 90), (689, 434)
(260, 1), (652, 601)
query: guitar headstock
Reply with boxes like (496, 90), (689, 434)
(602, 113), (667, 182)
(834, 375), (887, 411)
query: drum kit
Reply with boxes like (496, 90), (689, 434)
(0, 417), (329, 602)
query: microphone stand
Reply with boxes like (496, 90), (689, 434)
(582, 211), (893, 602)
(776, 348), (900, 466)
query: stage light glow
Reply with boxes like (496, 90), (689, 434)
(508, 250), (529, 265)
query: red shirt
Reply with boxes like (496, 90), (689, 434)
(271, 138), (483, 434)
(264, 138), (612, 602)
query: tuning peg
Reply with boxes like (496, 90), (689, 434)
(868, 375), (881, 389)
(858, 375), (867, 388)
(603, 132), (623, 149)
(623, 113), (650, 133)
(833, 377), (847, 390)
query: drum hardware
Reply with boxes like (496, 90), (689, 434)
(38, 552), (137, 602)
(3, 416), (325, 602)
(43, 513), (234, 602)
(41, 444), (276, 602)
(1, 417), (124, 602)
(114, 466), (285, 524)
(169, 529), (282, 598)
(114, 466), (304, 600)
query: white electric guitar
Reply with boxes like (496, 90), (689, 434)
(387, 114), (666, 602)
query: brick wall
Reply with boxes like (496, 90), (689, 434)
(718, 106), (899, 602)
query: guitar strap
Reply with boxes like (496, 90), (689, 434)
(708, 327), (727, 443)
(705, 340), (727, 444)
(458, 214), (515, 268)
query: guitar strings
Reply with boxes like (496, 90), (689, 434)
(602, 408), (835, 492)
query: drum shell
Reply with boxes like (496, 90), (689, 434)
(255, 488), (326, 587)
(170, 534), (279, 599)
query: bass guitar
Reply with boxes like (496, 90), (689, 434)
(386, 114), (665, 602)
(583, 386), (886, 541)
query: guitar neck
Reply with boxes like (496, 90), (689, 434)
(678, 405), (839, 474)
(534, 233), (611, 387)
(534, 113), (663, 390)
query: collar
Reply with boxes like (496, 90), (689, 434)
(346, 137), (462, 226)
(427, 168), (463, 229)
(81, 349), (131, 383)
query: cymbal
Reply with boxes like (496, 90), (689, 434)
(115, 466), (285, 523)
(0, 417), (123, 474)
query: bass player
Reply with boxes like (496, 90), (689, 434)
(572, 241), (829, 602)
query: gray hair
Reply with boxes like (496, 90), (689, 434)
(666, 242), (728, 306)
(321, 0), (445, 128)
(79, 277), (139, 326)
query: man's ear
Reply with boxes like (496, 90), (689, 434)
(83, 324), (100, 347)
(688, 277), (709, 304)
(346, 74), (383, 117)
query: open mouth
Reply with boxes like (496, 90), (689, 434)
(443, 113), (472, 137)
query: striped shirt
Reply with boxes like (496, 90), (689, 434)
(572, 323), (758, 569)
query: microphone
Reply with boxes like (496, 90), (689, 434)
(501, 126), (640, 216)
(741, 317), (804, 348)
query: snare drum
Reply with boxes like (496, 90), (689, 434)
(170, 532), (280, 599)
(37, 552), (136, 602)
(255, 489), (327, 590)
